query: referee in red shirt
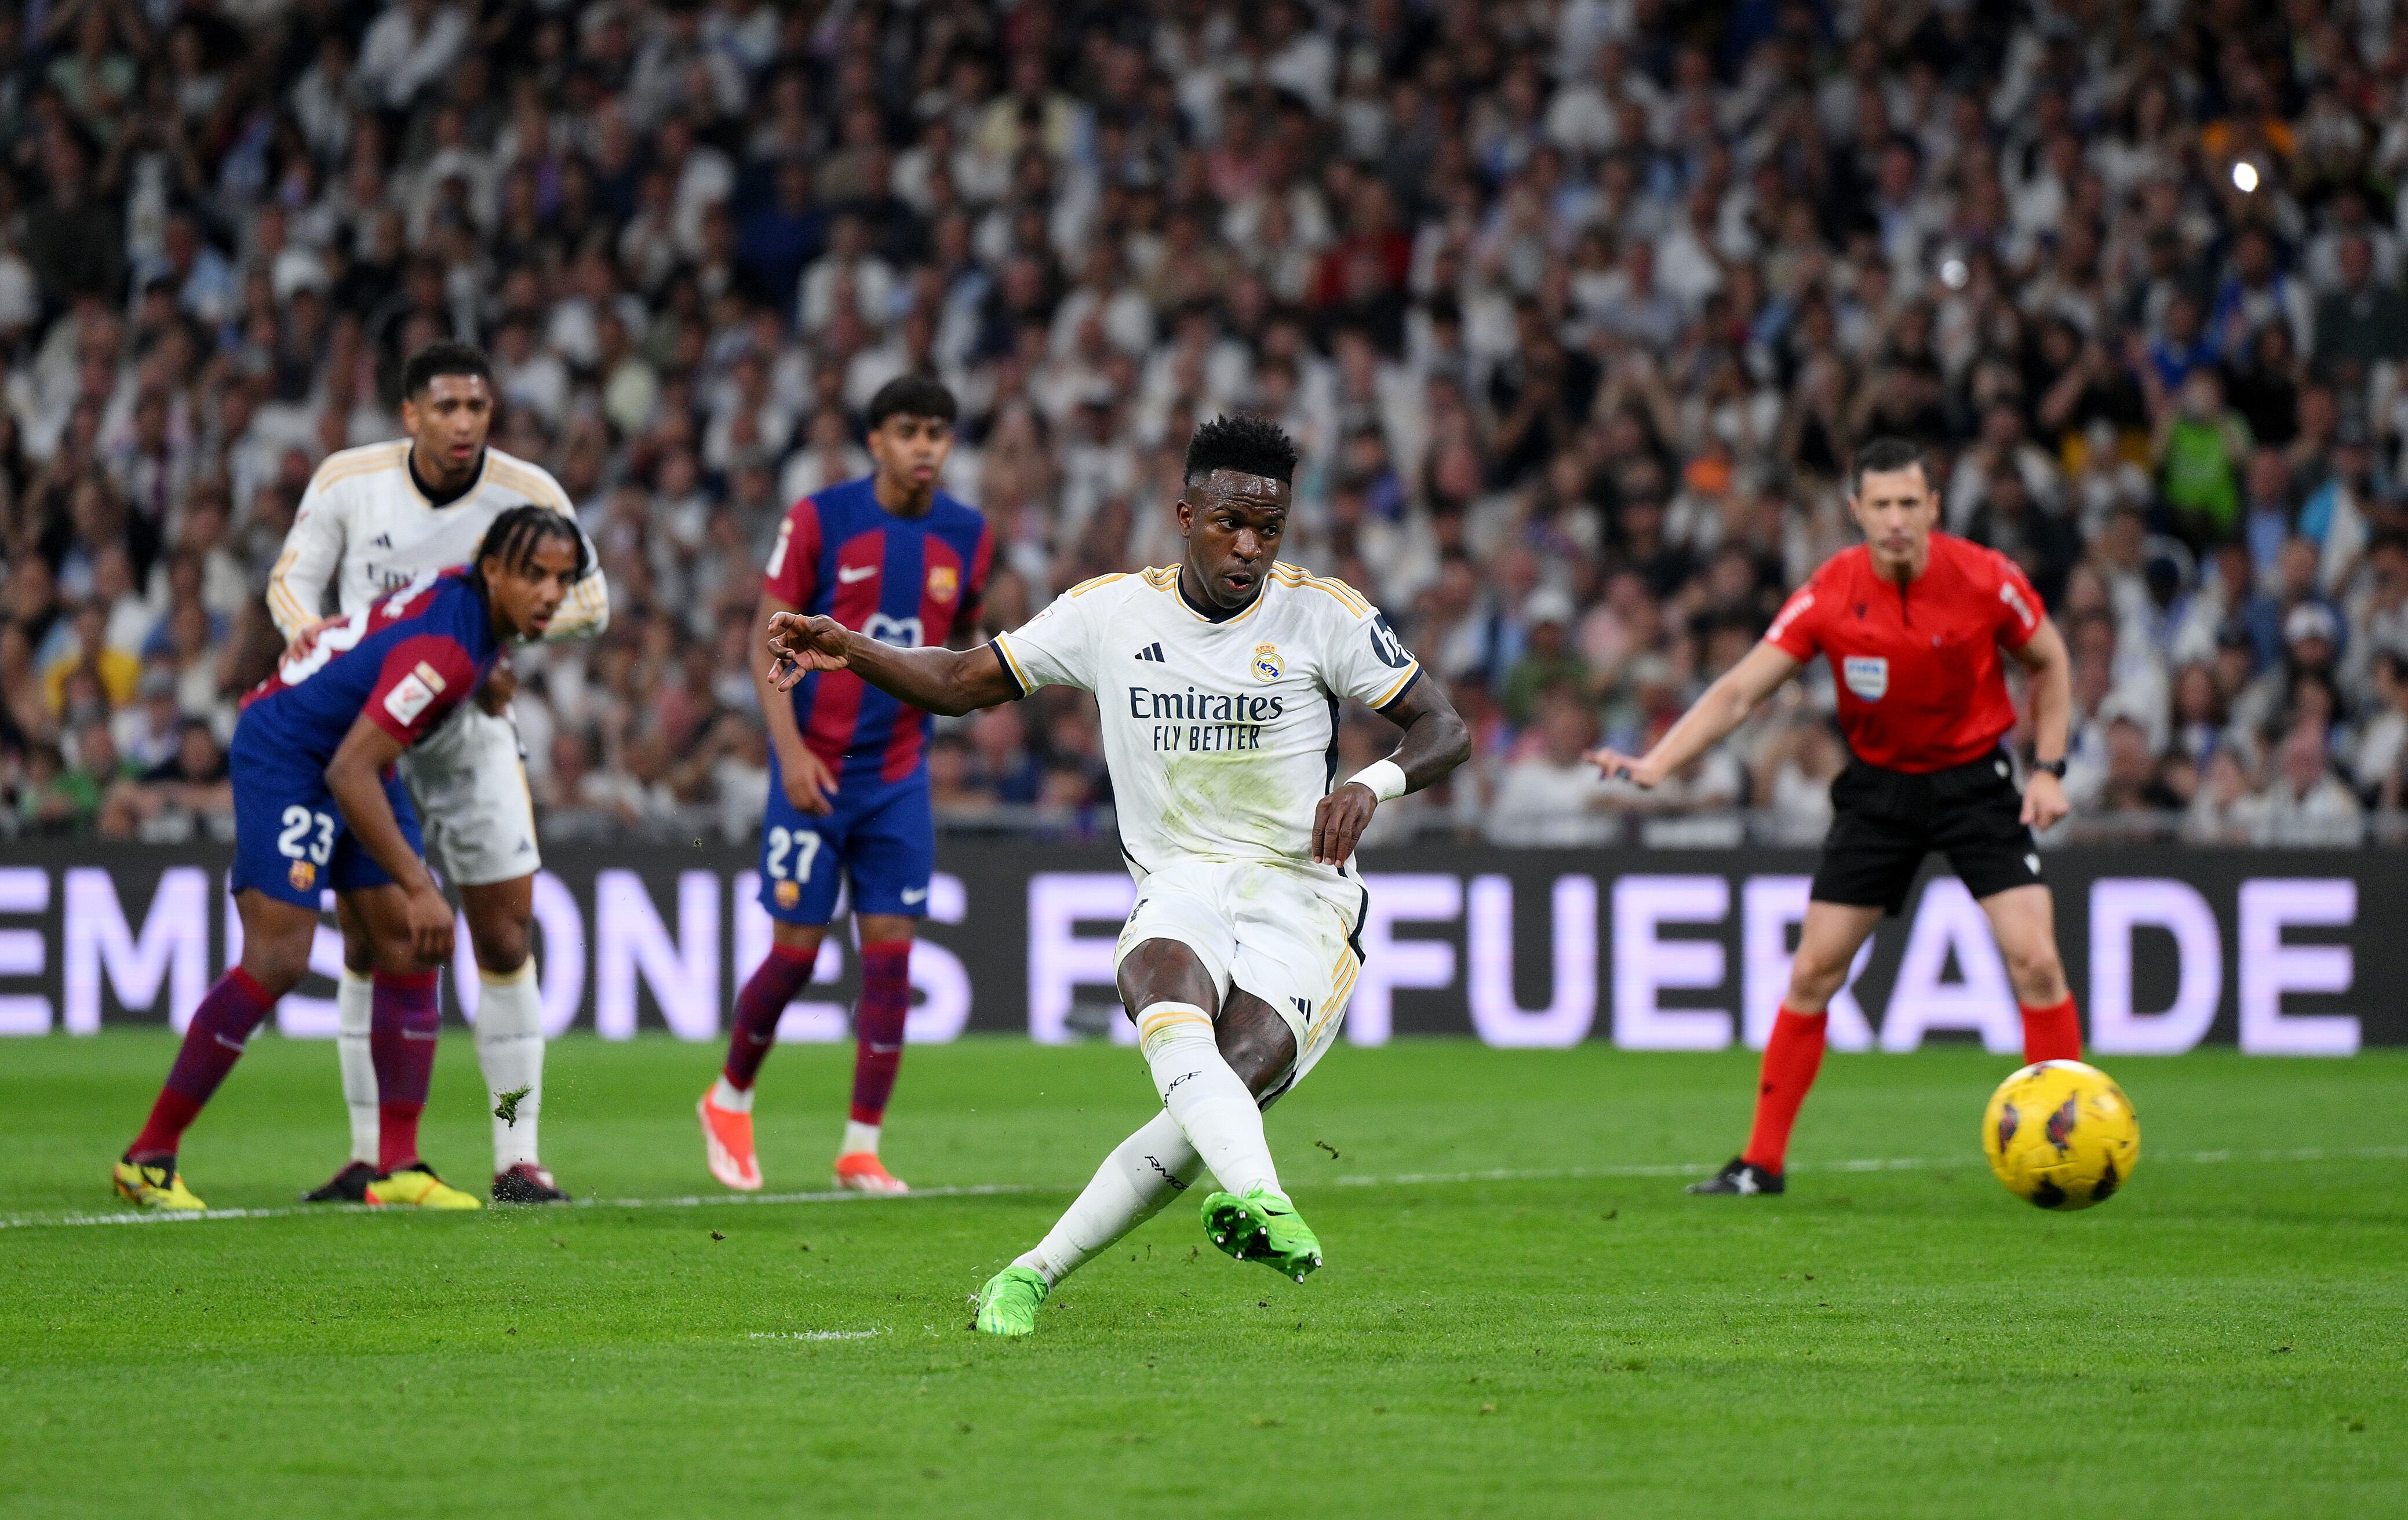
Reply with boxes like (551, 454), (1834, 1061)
(1589, 438), (2079, 1195)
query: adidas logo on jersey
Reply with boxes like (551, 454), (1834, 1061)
(1291, 997), (1312, 1020)
(372, 533), (393, 549)
(1133, 643), (1165, 662)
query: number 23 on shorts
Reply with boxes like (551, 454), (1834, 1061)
(276, 804), (336, 893)
(763, 824), (823, 911)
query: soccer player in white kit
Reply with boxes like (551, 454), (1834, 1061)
(766, 415), (1470, 1336)
(267, 342), (609, 1205)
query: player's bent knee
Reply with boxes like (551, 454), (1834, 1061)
(240, 940), (315, 997)
(468, 920), (529, 976)
(1215, 994), (1299, 1098)
(1117, 938), (1219, 1018)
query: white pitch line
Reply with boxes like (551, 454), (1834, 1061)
(9, 1145), (2404, 1233)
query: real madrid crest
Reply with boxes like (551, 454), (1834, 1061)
(1252, 643), (1284, 681)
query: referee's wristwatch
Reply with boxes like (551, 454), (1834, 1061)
(2031, 757), (2068, 778)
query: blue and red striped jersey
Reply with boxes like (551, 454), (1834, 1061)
(239, 569), (500, 763)
(764, 475), (993, 785)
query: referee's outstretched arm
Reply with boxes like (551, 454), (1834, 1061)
(1586, 643), (1804, 790)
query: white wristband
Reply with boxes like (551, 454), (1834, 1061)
(1352, 758), (1409, 803)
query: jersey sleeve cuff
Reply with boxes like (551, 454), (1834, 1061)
(989, 635), (1030, 698)
(1371, 662), (1422, 715)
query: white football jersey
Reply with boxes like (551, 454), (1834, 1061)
(992, 564), (1423, 885)
(266, 442), (609, 640)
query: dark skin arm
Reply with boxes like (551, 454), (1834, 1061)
(1309, 677), (1472, 864)
(324, 713), (454, 964)
(764, 612), (1019, 715)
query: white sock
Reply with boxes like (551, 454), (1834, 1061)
(1014, 1109), (1203, 1288)
(476, 962), (545, 1172)
(709, 1076), (753, 1113)
(336, 968), (378, 1165)
(1136, 1001), (1281, 1198)
(840, 1118), (880, 1157)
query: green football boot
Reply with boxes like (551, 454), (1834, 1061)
(1200, 1186), (1324, 1282)
(971, 1266), (1048, 1337)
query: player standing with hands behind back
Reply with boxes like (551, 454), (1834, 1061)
(1589, 438), (2082, 1196)
(698, 377), (993, 1196)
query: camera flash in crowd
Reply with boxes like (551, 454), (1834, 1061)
(2231, 160), (2260, 193)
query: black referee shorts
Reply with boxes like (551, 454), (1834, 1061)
(1809, 750), (2044, 917)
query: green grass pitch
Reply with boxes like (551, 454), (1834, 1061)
(3, 1033), (2403, 1519)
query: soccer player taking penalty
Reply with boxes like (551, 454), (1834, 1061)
(269, 342), (609, 1205)
(1587, 437), (2081, 1196)
(697, 377), (993, 1197)
(114, 510), (585, 1211)
(764, 415), (1470, 1335)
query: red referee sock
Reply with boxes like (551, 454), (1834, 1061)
(2019, 996), (2083, 1065)
(1741, 1008), (1828, 1175)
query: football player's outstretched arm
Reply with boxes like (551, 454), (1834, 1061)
(1309, 678), (1473, 865)
(324, 716), (453, 963)
(765, 611), (1019, 717)
(1589, 641), (1801, 789)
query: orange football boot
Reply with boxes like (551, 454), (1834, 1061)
(698, 1088), (762, 1191)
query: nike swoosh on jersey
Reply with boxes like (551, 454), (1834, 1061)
(837, 564), (879, 583)
(899, 887), (928, 903)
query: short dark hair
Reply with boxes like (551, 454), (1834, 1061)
(402, 340), (492, 399)
(865, 374), (957, 429)
(1849, 436), (1929, 494)
(1183, 414), (1298, 488)
(473, 504), (589, 582)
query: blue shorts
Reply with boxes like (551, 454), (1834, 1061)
(228, 728), (424, 909)
(758, 759), (933, 925)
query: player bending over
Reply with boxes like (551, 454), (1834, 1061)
(1589, 437), (2080, 1196)
(698, 377), (992, 1196)
(271, 341), (609, 1206)
(114, 509), (584, 1211)
(767, 415), (1470, 1336)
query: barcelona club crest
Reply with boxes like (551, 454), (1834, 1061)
(1252, 643), (1284, 681)
(926, 564), (959, 602)
(289, 860), (316, 892)
(774, 879), (802, 909)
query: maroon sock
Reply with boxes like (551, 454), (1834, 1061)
(722, 944), (817, 1091)
(1742, 1008), (1828, 1173)
(847, 939), (912, 1128)
(2020, 996), (2083, 1064)
(129, 968), (276, 1162)
(371, 969), (440, 1173)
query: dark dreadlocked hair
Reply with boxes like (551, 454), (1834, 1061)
(1182, 414), (1299, 488)
(472, 505), (589, 590)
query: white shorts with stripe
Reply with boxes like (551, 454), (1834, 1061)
(1113, 857), (1365, 1100)
(399, 705), (541, 888)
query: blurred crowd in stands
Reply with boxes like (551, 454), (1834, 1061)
(3, 0), (2407, 847)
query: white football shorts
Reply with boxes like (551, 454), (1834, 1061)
(400, 705), (541, 888)
(1113, 858), (1366, 1100)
